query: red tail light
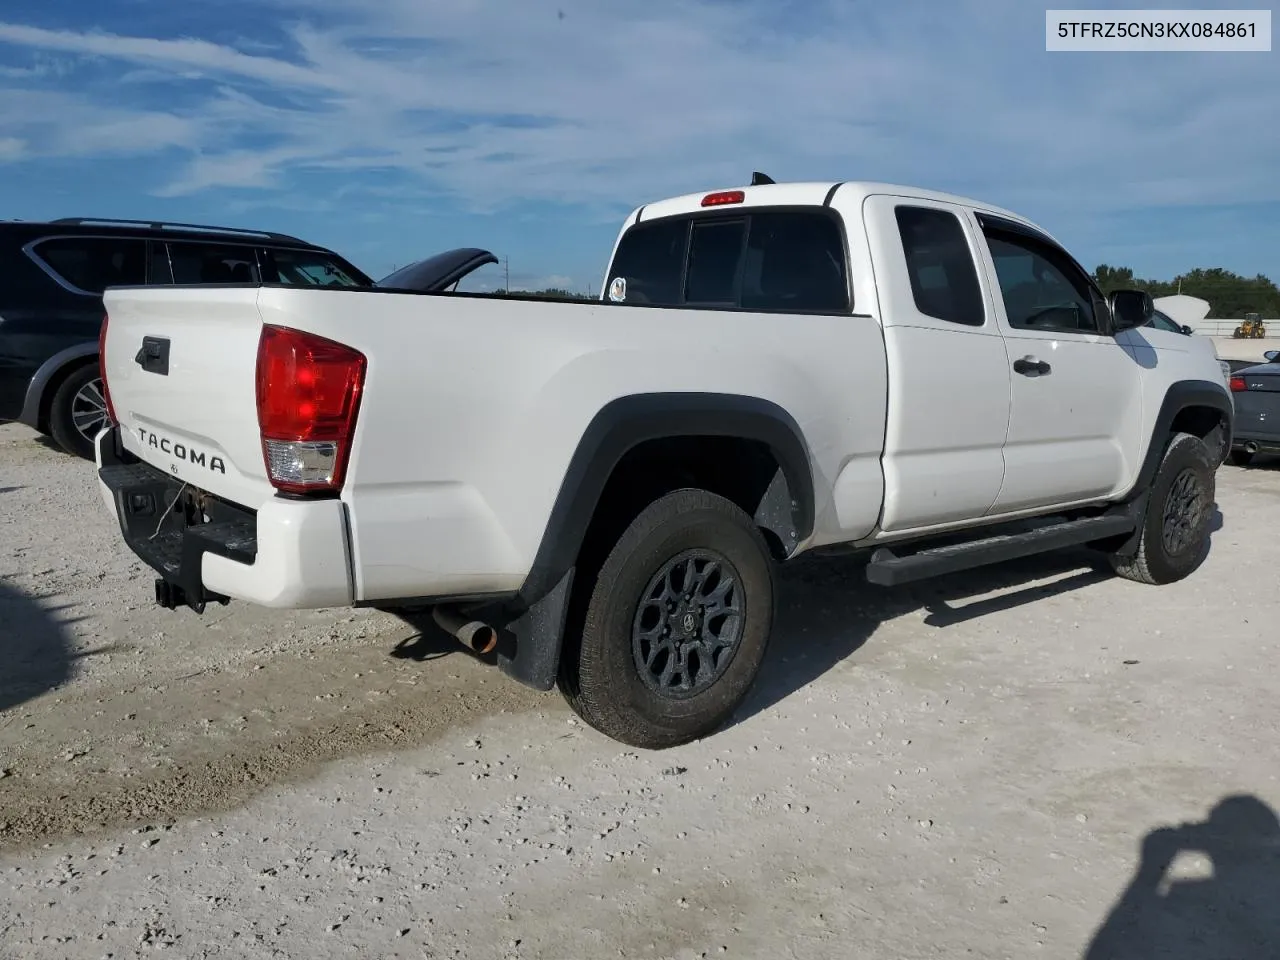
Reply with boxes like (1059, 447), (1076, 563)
(255, 324), (366, 495)
(701, 190), (745, 207)
(1230, 375), (1246, 392)
(98, 313), (117, 425)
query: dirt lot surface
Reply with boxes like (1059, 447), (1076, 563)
(3, 421), (1280, 959)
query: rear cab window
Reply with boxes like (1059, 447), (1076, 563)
(605, 207), (850, 313)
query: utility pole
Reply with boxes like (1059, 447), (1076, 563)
(503, 255), (510, 294)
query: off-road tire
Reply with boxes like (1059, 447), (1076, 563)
(1110, 432), (1215, 585)
(1227, 449), (1254, 468)
(558, 488), (776, 749)
(48, 364), (105, 461)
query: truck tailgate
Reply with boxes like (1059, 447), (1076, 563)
(101, 285), (275, 509)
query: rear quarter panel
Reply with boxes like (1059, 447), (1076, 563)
(254, 286), (889, 602)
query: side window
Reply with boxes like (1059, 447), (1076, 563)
(604, 218), (689, 305)
(684, 219), (745, 304)
(30, 237), (147, 295)
(165, 242), (261, 284)
(894, 206), (984, 326)
(983, 229), (1100, 334)
(740, 210), (849, 313)
(149, 243), (173, 284)
(260, 247), (365, 287)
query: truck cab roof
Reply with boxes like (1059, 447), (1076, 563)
(629, 179), (1052, 241)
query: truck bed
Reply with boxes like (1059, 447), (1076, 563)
(100, 282), (890, 604)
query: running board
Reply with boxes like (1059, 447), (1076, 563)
(864, 513), (1135, 587)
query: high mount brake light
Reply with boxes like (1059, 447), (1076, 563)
(255, 324), (366, 495)
(99, 313), (117, 426)
(701, 190), (745, 207)
(1230, 375), (1247, 393)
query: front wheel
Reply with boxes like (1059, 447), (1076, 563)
(558, 488), (777, 749)
(48, 364), (108, 461)
(1227, 449), (1254, 468)
(1110, 432), (1215, 585)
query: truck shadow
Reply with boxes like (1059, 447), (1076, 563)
(735, 505), (1224, 726)
(1083, 794), (1280, 959)
(0, 580), (77, 713)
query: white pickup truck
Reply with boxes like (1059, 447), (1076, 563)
(95, 177), (1234, 749)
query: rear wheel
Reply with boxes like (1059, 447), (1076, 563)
(1227, 449), (1254, 468)
(48, 364), (107, 461)
(558, 488), (776, 749)
(1110, 432), (1215, 585)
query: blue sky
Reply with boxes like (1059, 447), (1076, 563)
(0, 0), (1276, 292)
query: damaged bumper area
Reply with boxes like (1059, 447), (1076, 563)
(96, 428), (354, 612)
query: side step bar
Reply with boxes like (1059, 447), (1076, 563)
(865, 513), (1135, 587)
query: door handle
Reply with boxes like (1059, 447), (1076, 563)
(1013, 356), (1051, 376)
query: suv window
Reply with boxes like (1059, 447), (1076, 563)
(605, 218), (688, 305)
(30, 237), (147, 295)
(165, 241), (261, 284)
(982, 228), (1101, 334)
(894, 206), (985, 326)
(606, 208), (850, 312)
(260, 247), (365, 287)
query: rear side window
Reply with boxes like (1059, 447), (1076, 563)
(605, 218), (688, 305)
(29, 237), (147, 295)
(894, 206), (985, 326)
(606, 207), (850, 312)
(165, 241), (261, 284)
(261, 247), (365, 287)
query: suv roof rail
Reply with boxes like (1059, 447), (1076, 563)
(49, 217), (307, 245)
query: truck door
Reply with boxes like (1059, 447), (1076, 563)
(971, 212), (1142, 513)
(863, 195), (1011, 532)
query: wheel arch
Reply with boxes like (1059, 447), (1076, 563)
(1129, 380), (1233, 496)
(491, 391), (816, 691)
(526, 392), (813, 594)
(18, 343), (100, 432)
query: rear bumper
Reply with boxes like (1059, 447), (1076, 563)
(96, 427), (354, 611)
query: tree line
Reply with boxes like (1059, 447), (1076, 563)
(497, 287), (596, 300)
(1093, 265), (1280, 318)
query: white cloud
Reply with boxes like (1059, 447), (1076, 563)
(0, 0), (1275, 241)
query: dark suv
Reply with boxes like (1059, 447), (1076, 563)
(0, 218), (373, 459)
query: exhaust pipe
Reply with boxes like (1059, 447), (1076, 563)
(1245, 441), (1260, 454)
(432, 605), (498, 655)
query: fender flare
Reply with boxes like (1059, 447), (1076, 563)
(494, 392), (816, 691)
(18, 342), (99, 429)
(1127, 379), (1234, 498)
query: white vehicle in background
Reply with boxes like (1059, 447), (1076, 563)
(94, 174), (1233, 749)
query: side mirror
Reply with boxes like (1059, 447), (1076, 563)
(1180, 324), (1193, 336)
(1109, 289), (1154, 332)
(1265, 350), (1280, 363)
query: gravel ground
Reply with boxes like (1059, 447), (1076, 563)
(2, 421), (1280, 959)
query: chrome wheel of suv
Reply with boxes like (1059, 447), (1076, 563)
(48, 364), (108, 461)
(71, 376), (110, 444)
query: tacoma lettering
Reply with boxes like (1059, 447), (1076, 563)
(136, 427), (226, 474)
